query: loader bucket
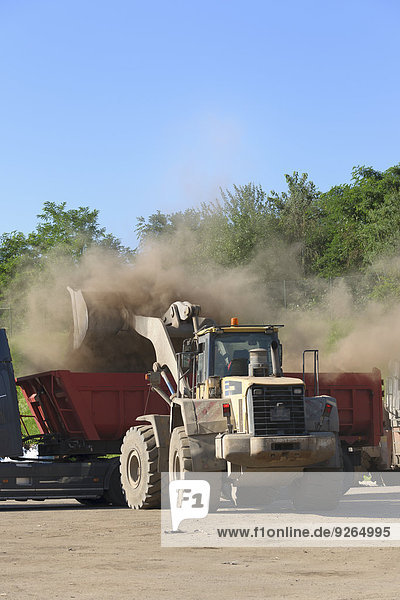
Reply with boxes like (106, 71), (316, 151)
(67, 287), (126, 350)
(67, 287), (156, 373)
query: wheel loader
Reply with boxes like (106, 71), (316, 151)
(68, 290), (343, 510)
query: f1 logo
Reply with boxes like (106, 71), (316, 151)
(169, 480), (210, 531)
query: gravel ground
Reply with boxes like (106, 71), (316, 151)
(0, 499), (400, 600)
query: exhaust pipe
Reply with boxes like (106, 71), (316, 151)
(271, 340), (282, 377)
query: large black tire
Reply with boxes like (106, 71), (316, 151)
(169, 426), (221, 512)
(120, 425), (161, 509)
(169, 426), (193, 475)
(104, 464), (128, 507)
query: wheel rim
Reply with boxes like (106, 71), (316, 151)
(127, 450), (141, 488)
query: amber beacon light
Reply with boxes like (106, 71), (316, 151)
(230, 317), (239, 326)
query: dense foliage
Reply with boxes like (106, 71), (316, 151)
(2, 164), (400, 312)
(0, 202), (132, 300)
(136, 164), (400, 287)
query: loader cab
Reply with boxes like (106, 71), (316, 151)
(194, 326), (283, 386)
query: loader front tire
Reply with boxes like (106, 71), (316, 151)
(169, 426), (221, 512)
(120, 425), (161, 509)
(169, 426), (193, 476)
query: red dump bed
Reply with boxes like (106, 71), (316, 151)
(288, 369), (383, 447)
(18, 369), (384, 448)
(17, 371), (169, 441)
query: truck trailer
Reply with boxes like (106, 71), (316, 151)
(0, 328), (168, 504)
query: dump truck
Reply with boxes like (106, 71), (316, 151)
(291, 369), (390, 471)
(68, 293), (344, 509)
(0, 328), (168, 504)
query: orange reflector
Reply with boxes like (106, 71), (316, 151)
(223, 403), (231, 418)
(2, 479), (9, 483)
(231, 317), (239, 326)
(93, 478), (100, 483)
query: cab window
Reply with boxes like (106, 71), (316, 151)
(197, 343), (206, 383)
(212, 333), (275, 377)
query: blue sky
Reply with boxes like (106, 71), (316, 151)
(1, 0), (399, 248)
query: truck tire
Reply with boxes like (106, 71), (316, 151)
(169, 426), (221, 511)
(104, 463), (128, 507)
(120, 425), (161, 509)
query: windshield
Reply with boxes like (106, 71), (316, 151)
(212, 332), (276, 377)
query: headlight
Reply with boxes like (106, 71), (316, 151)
(293, 387), (303, 395)
(253, 388), (263, 396)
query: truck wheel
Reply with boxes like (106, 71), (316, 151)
(120, 425), (161, 509)
(169, 426), (221, 512)
(104, 464), (128, 507)
(342, 450), (355, 493)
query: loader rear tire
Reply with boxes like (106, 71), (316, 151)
(120, 425), (161, 509)
(169, 426), (221, 512)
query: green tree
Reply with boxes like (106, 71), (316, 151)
(0, 231), (29, 294)
(136, 183), (279, 268)
(315, 165), (400, 277)
(0, 202), (133, 301)
(31, 201), (131, 259)
(136, 207), (203, 245)
(268, 172), (321, 273)
(217, 183), (278, 266)
(135, 165), (400, 296)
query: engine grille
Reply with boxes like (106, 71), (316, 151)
(252, 385), (306, 436)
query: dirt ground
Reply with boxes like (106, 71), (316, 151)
(0, 500), (399, 600)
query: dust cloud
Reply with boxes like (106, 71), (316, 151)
(7, 228), (400, 377)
